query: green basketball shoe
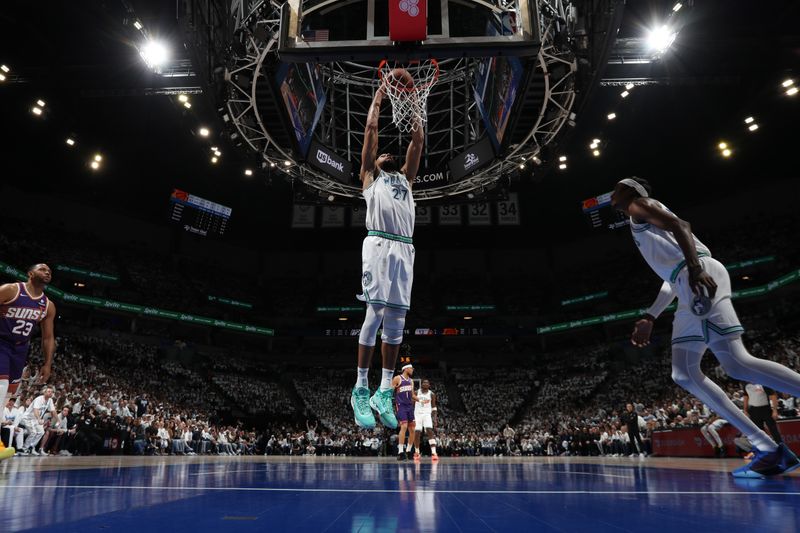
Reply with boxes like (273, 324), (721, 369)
(369, 388), (398, 429)
(351, 386), (376, 429)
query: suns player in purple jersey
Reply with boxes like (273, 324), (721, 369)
(0, 264), (56, 462)
(392, 363), (417, 460)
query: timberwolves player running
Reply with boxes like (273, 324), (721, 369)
(351, 69), (424, 429)
(611, 177), (800, 478)
(0, 264), (56, 462)
(413, 379), (439, 462)
(393, 363), (417, 460)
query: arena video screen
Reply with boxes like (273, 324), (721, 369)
(582, 191), (628, 230)
(473, 56), (524, 152)
(275, 62), (326, 158)
(169, 189), (232, 238)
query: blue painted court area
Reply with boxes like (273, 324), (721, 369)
(1, 458), (799, 532)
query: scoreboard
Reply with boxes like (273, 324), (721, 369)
(170, 189), (232, 237)
(582, 191), (628, 230)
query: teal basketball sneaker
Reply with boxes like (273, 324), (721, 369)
(369, 388), (398, 429)
(351, 386), (376, 429)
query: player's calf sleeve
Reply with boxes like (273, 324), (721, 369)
(358, 305), (385, 347)
(0, 378), (8, 407)
(381, 307), (406, 345)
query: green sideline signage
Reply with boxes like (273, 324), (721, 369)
(316, 306), (363, 312)
(726, 256), (775, 271)
(537, 268), (800, 334)
(561, 291), (609, 306)
(55, 264), (119, 282)
(207, 295), (253, 309)
(445, 305), (496, 312)
(0, 261), (273, 336)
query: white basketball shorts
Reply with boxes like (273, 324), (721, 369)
(671, 257), (744, 346)
(361, 234), (415, 310)
(414, 413), (433, 430)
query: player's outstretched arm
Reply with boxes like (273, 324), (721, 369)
(627, 198), (717, 298)
(402, 118), (424, 186)
(360, 86), (385, 190)
(39, 301), (56, 383)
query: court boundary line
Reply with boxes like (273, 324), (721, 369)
(5, 485), (800, 496)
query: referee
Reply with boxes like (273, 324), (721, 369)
(743, 383), (782, 444)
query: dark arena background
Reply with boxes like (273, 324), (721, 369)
(1, 0), (800, 531)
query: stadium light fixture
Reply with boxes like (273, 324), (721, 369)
(647, 25), (677, 55)
(36, 99), (46, 107)
(744, 116), (754, 124)
(94, 154), (103, 162)
(625, 83), (634, 91)
(65, 138), (76, 146)
(90, 160), (100, 170)
(0, 65), (9, 73)
(199, 127), (210, 137)
(748, 124), (759, 131)
(558, 163), (567, 170)
(133, 20), (143, 30)
(592, 149), (601, 157)
(178, 94), (189, 103)
(0, 73), (6, 82)
(607, 112), (616, 120)
(183, 101), (192, 109)
(139, 40), (169, 70)
(327, 195), (335, 202)
(519, 163), (525, 169)
(672, 3), (682, 12)
(338, 317), (348, 321)
(717, 142), (728, 150)
(244, 169), (253, 176)
(214, 150), (222, 157)
(463, 316), (473, 320)
(284, 160), (292, 166)
(270, 161), (277, 168)
(782, 79), (794, 88)
(787, 87), (799, 96)
(558, 155), (567, 162)
(31, 106), (43, 116)
(620, 90), (629, 98)
(211, 156), (218, 164)
(722, 148), (732, 158)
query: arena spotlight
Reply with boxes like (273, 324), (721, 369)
(744, 116), (754, 124)
(519, 163), (525, 169)
(133, 20), (143, 31)
(672, 2), (682, 12)
(94, 154), (103, 162)
(787, 87), (799, 96)
(178, 94), (189, 103)
(748, 124), (759, 131)
(718, 142), (728, 150)
(139, 40), (169, 70)
(199, 127), (210, 137)
(0, 73), (5, 82)
(270, 161), (277, 168)
(214, 150), (221, 157)
(558, 155), (567, 162)
(647, 25), (677, 55)
(607, 112), (616, 120)
(558, 163), (567, 170)
(244, 169), (253, 176)
(782, 79), (794, 88)
(620, 90), (629, 98)
(65, 138), (76, 147)
(463, 316), (473, 320)
(722, 148), (732, 158)
(31, 106), (43, 116)
(183, 101), (192, 109)
(338, 317), (348, 321)
(327, 195), (335, 202)
(211, 156), (218, 164)
(90, 160), (100, 170)
(625, 83), (634, 91)
(36, 99), (46, 107)
(592, 149), (601, 157)
(284, 160), (292, 166)
(0, 65), (9, 73)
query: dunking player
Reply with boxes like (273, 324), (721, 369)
(393, 363), (417, 460)
(412, 379), (439, 462)
(611, 177), (800, 478)
(351, 69), (424, 429)
(0, 264), (56, 462)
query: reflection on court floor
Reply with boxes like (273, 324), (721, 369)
(1, 456), (799, 532)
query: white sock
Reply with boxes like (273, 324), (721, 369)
(356, 368), (369, 389)
(429, 439), (437, 455)
(398, 444), (405, 454)
(406, 443), (414, 453)
(380, 368), (393, 391)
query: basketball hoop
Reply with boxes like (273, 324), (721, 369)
(378, 59), (439, 133)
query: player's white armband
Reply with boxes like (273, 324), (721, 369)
(645, 281), (677, 319)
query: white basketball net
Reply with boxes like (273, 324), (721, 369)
(378, 59), (439, 133)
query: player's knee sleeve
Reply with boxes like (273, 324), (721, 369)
(381, 307), (406, 345)
(359, 305), (385, 347)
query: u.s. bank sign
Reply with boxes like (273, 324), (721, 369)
(307, 140), (353, 184)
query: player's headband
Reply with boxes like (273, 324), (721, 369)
(617, 178), (649, 198)
(401, 364), (413, 370)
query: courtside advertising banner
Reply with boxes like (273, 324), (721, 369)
(653, 420), (800, 457)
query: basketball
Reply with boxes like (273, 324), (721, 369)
(388, 68), (414, 89)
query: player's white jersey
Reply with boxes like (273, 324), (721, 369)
(629, 201), (711, 283)
(415, 390), (433, 416)
(364, 170), (415, 238)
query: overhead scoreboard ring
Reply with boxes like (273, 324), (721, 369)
(223, 0), (578, 202)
